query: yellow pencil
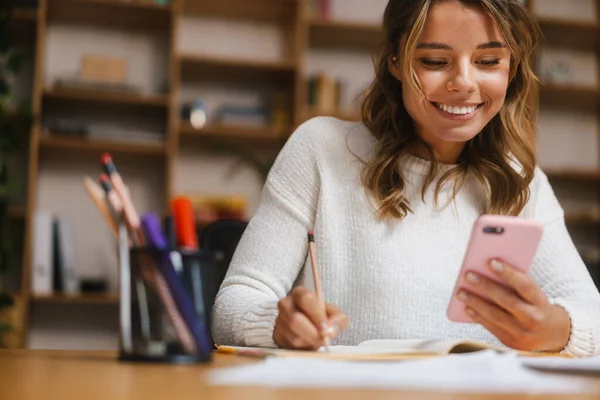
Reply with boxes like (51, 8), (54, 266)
(307, 231), (330, 352)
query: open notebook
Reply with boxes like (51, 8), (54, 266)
(216, 338), (516, 361)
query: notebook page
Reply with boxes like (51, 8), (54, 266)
(208, 350), (590, 393)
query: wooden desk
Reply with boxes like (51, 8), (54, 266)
(1, 349), (599, 400)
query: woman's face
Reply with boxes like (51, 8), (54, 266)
(390, 0), (511, 162)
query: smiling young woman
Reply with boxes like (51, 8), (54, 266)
(211, 0), (600, 358)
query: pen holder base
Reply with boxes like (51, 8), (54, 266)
(119, 351), (211, 364)
(117, 242), (216, 364)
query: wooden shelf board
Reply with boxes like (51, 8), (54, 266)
(31, 294), (119, 305)
(183, 0), (293, 23)
(539, 84), (600, 111)
(47, 0), (172, 30)
(39, 134), (167, 156)
(538, 18), (600, 52)
(305, 107), (361, 122)
(545, 169), (600, 182)
(8, 206), (27, 220)
(308, 19), (381, 50)
(180, 122), (288, 143)
(43, 87), (170, 108)
(565, 214), (600, 225)
(180, 54), (297, 83)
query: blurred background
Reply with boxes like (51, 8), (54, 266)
(0, 0), (598, 351)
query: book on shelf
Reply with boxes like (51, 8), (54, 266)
(31, 211), (79, 296)
(307, 73), (345, 112)
(307, 0), (331, 19)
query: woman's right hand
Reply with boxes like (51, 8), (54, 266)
(273, 286), (349, 350)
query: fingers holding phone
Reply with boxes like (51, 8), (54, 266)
(457, 258), (570, 352)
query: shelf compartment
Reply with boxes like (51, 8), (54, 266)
(179, 54), (297, 83)
(538, 18), (600, 52)
(308, 19), (381, 50)
(39, 134), (167, 156)
(47, 0), (173, 31)
(183, 0), (295, 23)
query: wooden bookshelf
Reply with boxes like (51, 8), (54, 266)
(183, 0), (293, 23)
(31, 294), (119, 305)
(38, 134), (167, 156)
(539, 85), (600, 111)
(537, 18), (600, 52)
(308, 19), (381, 50)
(179, 122), (287, 143)
(179, 54), (297, 83)
(43, 88), (170, 109)
(47, 0), (172, 30)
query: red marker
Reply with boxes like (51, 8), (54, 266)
(171, 196), (206, 326)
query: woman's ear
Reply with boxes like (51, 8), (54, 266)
(388, 54), (403, 82)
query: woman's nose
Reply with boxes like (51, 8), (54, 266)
(446, 61), (476, 94)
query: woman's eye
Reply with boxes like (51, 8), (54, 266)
(419, 59), (448, 68)
(477, 59), (501, 66)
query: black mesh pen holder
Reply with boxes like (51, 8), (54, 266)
(116, 224), (216, 364)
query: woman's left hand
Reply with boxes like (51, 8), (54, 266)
(458, 259), (571, 352)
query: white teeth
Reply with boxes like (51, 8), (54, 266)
(436, 103), (478, 115)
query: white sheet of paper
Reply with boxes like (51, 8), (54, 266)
(522, 354), (600, 373)
(208, 350), (591, 394)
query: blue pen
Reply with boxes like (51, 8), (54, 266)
(141, 212), (213, 357)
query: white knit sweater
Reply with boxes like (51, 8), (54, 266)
(212, 117), (600, 357)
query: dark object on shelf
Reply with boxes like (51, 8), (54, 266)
(44, 120), (88, 136)
(79, 278), (108, 293)
(198, 218), (248, 335)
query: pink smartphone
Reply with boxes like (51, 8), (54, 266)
(446, 214), (544, 323)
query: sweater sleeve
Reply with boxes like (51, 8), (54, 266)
(527, 168), (600, 357)
(211, 120), (321, 348)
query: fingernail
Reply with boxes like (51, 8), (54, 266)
(458, 291), (469, 302)
(319, 321), (329, 335)
(465, 272), (479, 284)
(466, 308), (476, 317)
(490, 259), (503, 273)
(326, 324), (337, 337)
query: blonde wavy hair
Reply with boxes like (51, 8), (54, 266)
(360, 0), (541, 219)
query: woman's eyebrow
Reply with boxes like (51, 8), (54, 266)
(415, 41), (507, 50)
